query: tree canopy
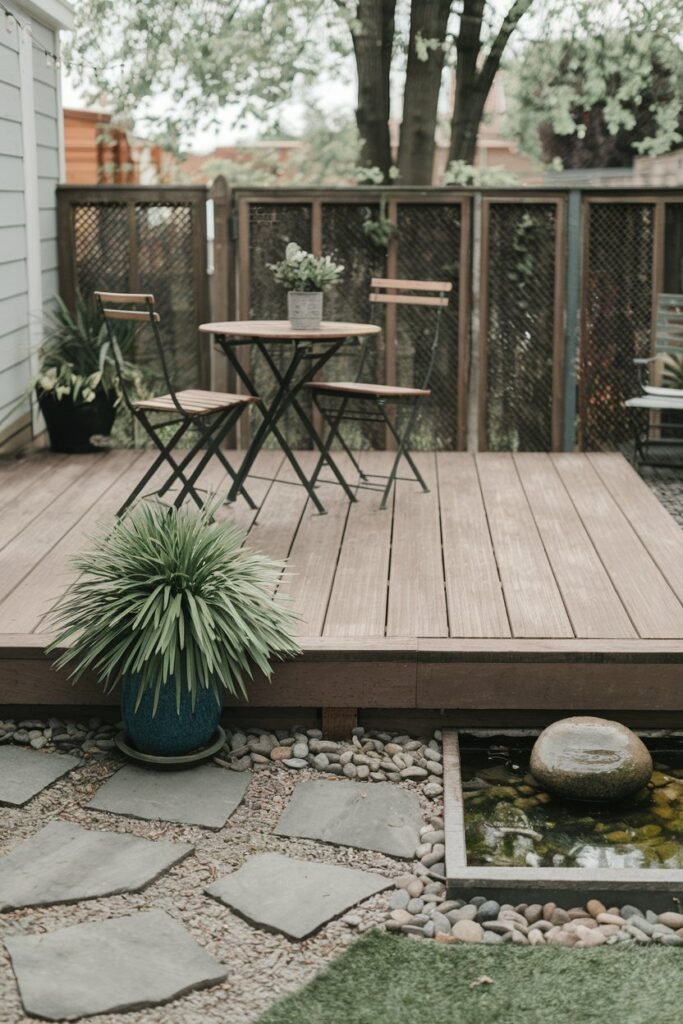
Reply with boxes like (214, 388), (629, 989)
(66, 0), (683, 184)
(507, 0), (683, 168)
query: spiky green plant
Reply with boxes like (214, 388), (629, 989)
(46, 501), (301, 713)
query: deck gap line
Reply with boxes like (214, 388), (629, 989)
(549, 454), (650, 641)
(511, 452), (579, 640)
(549, 453), (639, 637)
(0, 455), (96, 556)
(242, 450), (286, 537)
(268, 453), (311, 601)
(382, 452), (398, 640)
(29, 449), (150, 634)
(538, 453), (637, 640)
(434, 451), (452, 638)
(587, 452), (683, 618)
(472, 452), (514, 639)
(0, 453), (67, 516)
(319, 453), (362, 638)
(12, 450), (146, 627)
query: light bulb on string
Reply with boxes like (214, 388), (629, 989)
(5, 11), (13, 32)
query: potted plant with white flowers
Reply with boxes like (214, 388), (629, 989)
(268, 242), (344, 330)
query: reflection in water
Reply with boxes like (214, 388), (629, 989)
(462, 741), (683, 870)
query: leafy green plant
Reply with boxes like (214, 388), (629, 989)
(46, 500), (301, 712)
(35, 293), (142, 404)
(268, 242), (344, 292)
(362, 197), (395, 250)
(662, 355), (683, 390)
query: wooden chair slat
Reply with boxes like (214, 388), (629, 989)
(94, 291), (155, 304)
(102, 308), (160, 322)
(370, 277), (452, 292)
(369, 293), (449, 307)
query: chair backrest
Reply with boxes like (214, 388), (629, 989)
(94, 291), (179, 412)
(655, 294), (683, 358)
(367, 277), (452, 388)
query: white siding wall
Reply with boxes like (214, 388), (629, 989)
(0, 1), (63, 451)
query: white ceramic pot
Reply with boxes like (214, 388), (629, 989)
(287, 291), (323, 330)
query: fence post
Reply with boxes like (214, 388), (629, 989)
(468, 192), (482, 451)
(563, 189), (581, 451)
(209, 175), (230, 395)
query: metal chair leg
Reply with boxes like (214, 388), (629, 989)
(378, 401), (425, 510)
(382, 402), (429, 492)
(174, 407), (256, 509)
(117, 417), (193, 517)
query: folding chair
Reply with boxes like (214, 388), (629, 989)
(304, 278), (452, 509)
(625, 293), (683, 466)
(94, 291), (259, 516)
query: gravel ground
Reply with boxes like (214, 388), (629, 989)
(0, 737), (440, 1024)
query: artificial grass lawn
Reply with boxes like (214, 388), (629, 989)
(257, 931), (683, 1024)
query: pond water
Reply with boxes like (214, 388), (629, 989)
(460, 736), (683, 870)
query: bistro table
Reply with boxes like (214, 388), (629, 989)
(199, 320), (381, 514)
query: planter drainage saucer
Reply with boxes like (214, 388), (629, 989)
(115, 726), (226, 769)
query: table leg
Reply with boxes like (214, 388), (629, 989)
(220, 341), (328, 513)
(258, 341), (357, 502)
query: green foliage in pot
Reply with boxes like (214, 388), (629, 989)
(267, 242), (344, 292)
(46, 500), (301, 712)
(35, 292), (142, 404)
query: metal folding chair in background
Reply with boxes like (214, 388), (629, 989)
(304, 278), (452, 509)
(625, 293), (683, 466)
(94, 291), (259, 516)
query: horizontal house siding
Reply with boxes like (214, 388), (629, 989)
(0, 17), (30, 450)
(0, 3), (64, 452)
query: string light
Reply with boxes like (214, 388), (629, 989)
(0, 1), (124, 74)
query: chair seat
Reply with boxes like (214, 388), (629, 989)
(643, 384), (683, 398)
(625, 395), (683, 410)
(133, 389), (258, 416)
(305, 381), (431, 399)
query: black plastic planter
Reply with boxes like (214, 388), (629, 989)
(37, 388), (116, 453)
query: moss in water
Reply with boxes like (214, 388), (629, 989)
(461, 741), (683, 870)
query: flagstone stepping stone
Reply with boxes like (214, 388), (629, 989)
(0, 746), (80, 807)
(275, 780), (422, 859)
(0, 820), (193, 911)
(5, 909), (227, 1020)
(86, 764), (249, 829)
(206, 852), (391, 939)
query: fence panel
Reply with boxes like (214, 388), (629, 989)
(579, 198), (657, 451)
(57, 186), (209, 390)
(236, 189), (469, 450)
(479, 196), (565, 452)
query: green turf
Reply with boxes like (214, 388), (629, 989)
(257, 931), (683, 1024)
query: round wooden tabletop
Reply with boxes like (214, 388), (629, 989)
(199, 320), (381, 341)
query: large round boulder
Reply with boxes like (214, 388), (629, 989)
(529, 716), (652, 802)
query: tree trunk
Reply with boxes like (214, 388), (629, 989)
(352, 0), (396, 180)
(448, 0), (534, 165)
(398, 0), (452, 185)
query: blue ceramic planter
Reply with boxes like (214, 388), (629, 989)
(120, 675), (221, 756)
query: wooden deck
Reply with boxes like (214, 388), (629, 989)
(2, 448), (683, 721)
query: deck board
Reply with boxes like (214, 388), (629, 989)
(476, 453), (574, 639)
(2, 448), (683, 711)
(437, 452), (510, 638)
(515, 453), (636, 640)
(323, 451), (393, 638)
(386, 452), (449, 638)
(553, 454), (683, 640)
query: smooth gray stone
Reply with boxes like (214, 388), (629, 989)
(0, 747), (79, 806)
(275, 780), (422, 858)
(87, 764), (249, 829)
(0, 821), (193, 911)
(6, 910), (226, 1020)
(206, 852), (391, 939)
